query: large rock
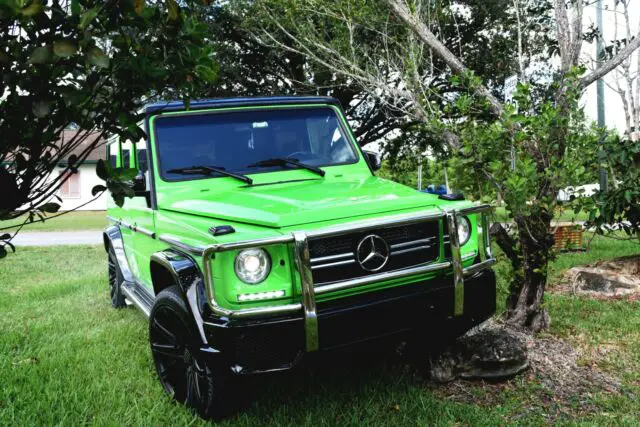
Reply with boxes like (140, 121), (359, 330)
(424, 322), (529, 382)
(563, 256), (640, 297)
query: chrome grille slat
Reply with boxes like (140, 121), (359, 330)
(310, 252), (353, 264)
(389, 237), (436, 249)
(311, 258), (356, 270)
(390, 245), (434, 256)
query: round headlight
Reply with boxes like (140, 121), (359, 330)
(235, 248), (271, 284)
(457, 216), (472, 246)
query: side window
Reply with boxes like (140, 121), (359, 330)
(108, 140), (119, 168)
(121, 139), (133, 169)
(135, 138), (148, 173)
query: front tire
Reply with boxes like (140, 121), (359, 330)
(107, 245), (127, 308)
(149, 286), (232, 419)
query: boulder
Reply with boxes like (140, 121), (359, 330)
(563, 256), (640, 297)
(423, 322), (529, 382)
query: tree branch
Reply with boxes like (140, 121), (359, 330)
(580, 36), (640, 89)
(384, 0), (504, 116)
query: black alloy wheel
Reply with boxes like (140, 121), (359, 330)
(108, 245), (127, 308)
(149, 286), (231, 419)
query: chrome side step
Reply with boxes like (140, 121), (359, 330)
(121, 281), (155, 318)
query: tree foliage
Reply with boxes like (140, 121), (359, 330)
(0, 0), (216, 256)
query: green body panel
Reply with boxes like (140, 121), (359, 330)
(107, 103), (481, 310)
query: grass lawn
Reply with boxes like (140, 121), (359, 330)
(0, 211), (107, 232)
(1, 241), (638, 425)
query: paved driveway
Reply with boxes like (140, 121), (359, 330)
(11, 231), (103, 247)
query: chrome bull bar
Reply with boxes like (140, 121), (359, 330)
(187, 205), (496, 353)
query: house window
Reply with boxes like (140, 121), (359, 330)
(59, 171), (81, 199)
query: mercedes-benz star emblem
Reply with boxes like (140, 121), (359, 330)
(356, 234), (390, 272)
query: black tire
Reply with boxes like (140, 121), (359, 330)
(149, 286), (232, 420)
(107, 245), (127, 309)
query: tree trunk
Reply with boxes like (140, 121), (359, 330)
(504, 214), (554, 333)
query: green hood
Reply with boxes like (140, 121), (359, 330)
(161, 176), (441, 228)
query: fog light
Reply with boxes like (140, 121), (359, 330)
(238, 290), (285, 302)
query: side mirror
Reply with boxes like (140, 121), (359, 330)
(132, 172), (147, 196)
(363, 150), (382, 171)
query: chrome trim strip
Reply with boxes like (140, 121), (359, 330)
(390, 244), (434, 256)
(159, 235), (205, 256)
(456, 204), (493, 217)
(134, 225), (156, 239)
(293, 231), (319, 352)
(210, 235), (294, 252)
(463, 258), (497, 277)
(226, 303), (303, 319)
(314, 261), (452, 295)
(390, 237), (436, 249)
(446, 211), (465, 316)
(311, 259), (355, 270)
(310, 252), (353, 263)
(108, 216), (156, 239)
(461, 251), (477, 261)
(121, 282), (151, 317)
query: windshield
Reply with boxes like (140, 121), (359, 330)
(154, 106), (359, 181)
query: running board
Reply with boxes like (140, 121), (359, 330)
(121, 281), (155, 318)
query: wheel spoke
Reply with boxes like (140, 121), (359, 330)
(152, 318), (179, 346)
(185, 367), (197, 405)
(151, 342), (183, 359)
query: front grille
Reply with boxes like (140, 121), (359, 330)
(308, 221), (440, 285)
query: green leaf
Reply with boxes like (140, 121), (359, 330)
(114, 168), (139, 181)
(92, 185), (107, 196)
(167, 0), (179, 20)
(96, 159), (109, 180)
(0, 233), (10, 240)
(0, 246), (6, 259)
(28, 46), (51, 64)
(32, 100), (51, 118)
(71, 0), (80, 15)
(134, 0), (145, 14)
(53, 40), (78, 58)
(78, 7), (99, 29)
(40, 203), (60, 213)
(20, 1), (43, 17)
(87, 46), (109, 68)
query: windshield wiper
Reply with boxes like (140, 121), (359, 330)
(247, 158), (325, 177)
(166, 165), (253, 185)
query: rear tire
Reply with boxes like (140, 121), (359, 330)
(107, 245), (127, 309)
(149, 286), (233, 420)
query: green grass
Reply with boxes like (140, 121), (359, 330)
(1, 244), (638, 425)
(0, 211), (107, 232)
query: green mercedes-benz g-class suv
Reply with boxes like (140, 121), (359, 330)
(104, 96), (496, 418)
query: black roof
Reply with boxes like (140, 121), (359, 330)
(144, 96), (341, 115)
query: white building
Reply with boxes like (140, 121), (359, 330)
(53, 130), (107, 211)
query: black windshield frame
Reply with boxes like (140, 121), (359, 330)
(150, 105), (361, 183)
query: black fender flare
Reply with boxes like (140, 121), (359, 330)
(103, 225), (135, 284)
(150, 249), (212, 345)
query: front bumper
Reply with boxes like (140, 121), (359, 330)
(203, 268), (496, 374)
(159, 204), (497, 372)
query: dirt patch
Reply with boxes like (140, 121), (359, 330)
(429, 320), (627, 420)
(556, 256), (640, 300)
